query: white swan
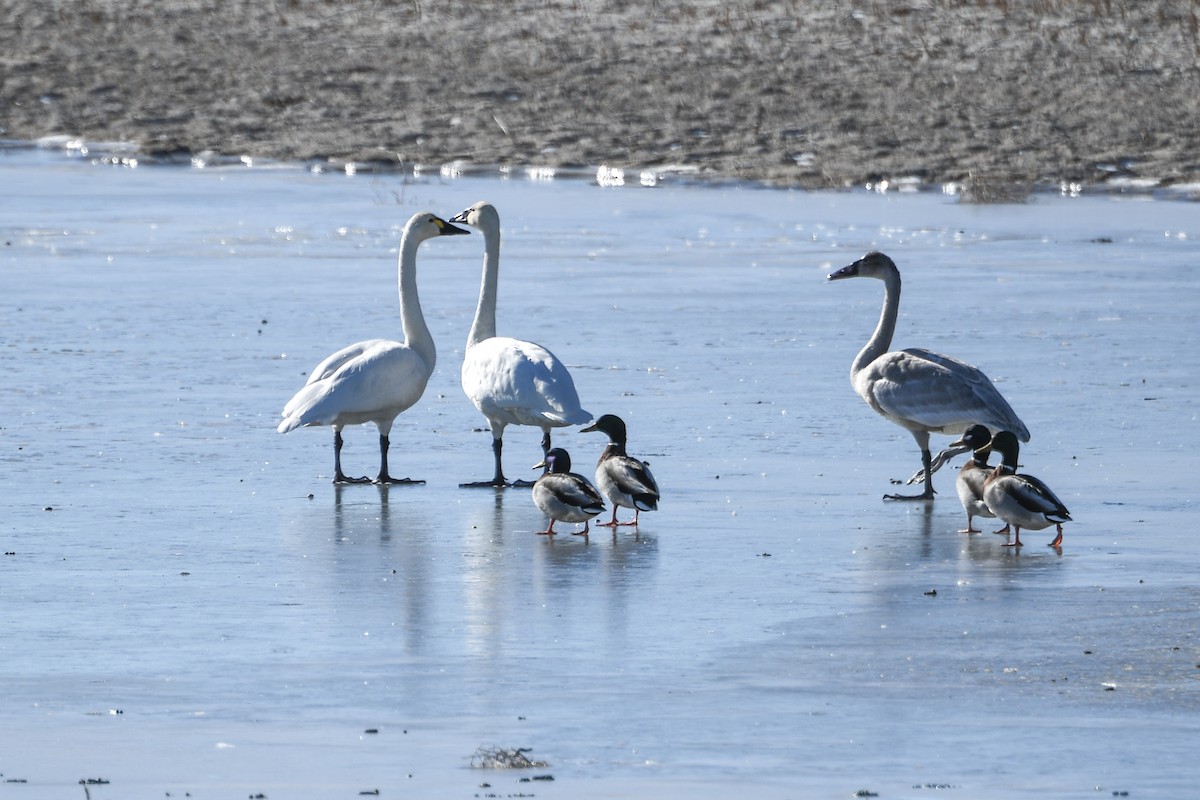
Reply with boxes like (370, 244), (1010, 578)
(531, 448), (606, 537)
(983, 431), (1072, 548)
(581, 413), (660, 527)
(449, 201), (592, 487)
(278, 212), (468, 483)
(828, 251), (1030, 500)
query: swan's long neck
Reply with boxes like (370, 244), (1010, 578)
(398, 230), (435, 370)
(467, 219), (500, 348)
(852, 269), (900, 378)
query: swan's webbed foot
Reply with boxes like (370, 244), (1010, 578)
(332, 431), (370, 484)
(463, 440), (513, 488)
(884, 487), (935, 501)
(509, 478), (537, 488)
(375, 474), (425, 486)
(889, 450), (935, 500)
(373, 435), (422, 486)
(460, 478), (510, 488)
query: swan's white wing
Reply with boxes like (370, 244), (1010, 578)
(306, 339), (392, 384)
(282, 338), (391, 420)
(463, 336), (591, 427)
(863, 348), (1028, 439)
(279, 341), (431, 431)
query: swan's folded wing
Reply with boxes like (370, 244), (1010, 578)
(306, 339), (392, 384)
(867, 349), (1028, 438)
(281, 343), (430, 428)
(466, 337), (591, 426)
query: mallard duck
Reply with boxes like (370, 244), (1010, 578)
(531, 448), (606, 537)
(449, 202), (592, 488)
(278, 212), (468, 483)
(947, 424), (1007, 534)
(828, 251), (1029, 500)
(581, 414), (660, 527)
(983, 431), (1072, 548)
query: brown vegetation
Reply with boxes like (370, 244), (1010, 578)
(2, 0), (1198, 187)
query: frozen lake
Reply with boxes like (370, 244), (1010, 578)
(2, 144), (1198, 799)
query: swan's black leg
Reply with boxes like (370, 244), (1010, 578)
(375, 433), (424, 485)
(508, 429), (552, 488)
(884, 448), (936, 501)
(333, 429), (370, 484)
(461, 436), (510, 488)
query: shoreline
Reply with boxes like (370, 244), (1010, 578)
(7, 134), (1199, 203)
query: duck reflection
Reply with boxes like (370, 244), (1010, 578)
(459, 489), (659, 665)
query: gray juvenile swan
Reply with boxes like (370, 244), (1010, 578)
(278, 212), (468, 483)
(449, 201), (592, 488)
(828, 251), (1029, 500)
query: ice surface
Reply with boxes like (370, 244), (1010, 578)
(1, 148), (1197, 799)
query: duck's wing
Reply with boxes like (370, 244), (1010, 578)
(1014, 473), (1072, 520)
(604, 455), (660, 498)
(554, 473), (606, 512)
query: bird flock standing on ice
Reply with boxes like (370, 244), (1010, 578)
(279, 205), (1068, 547)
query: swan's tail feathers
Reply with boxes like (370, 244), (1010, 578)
(540, 407), (593, 427)
(278, 381), (333, 434)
